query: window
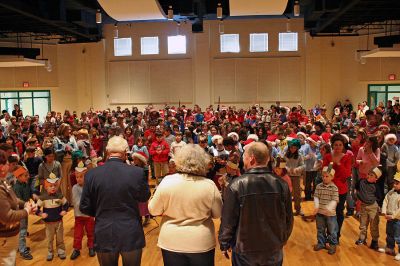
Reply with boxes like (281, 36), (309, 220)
(168, 35), (186, 54)
(141, 37), (159, 55)
(368, 84), (400, 110)
(250, 33), (268, 52)
(0, 90), (51, 121)
(114, 38), (132, 56)
(279, 32), (298, 51)
(220, 34), (240, 53)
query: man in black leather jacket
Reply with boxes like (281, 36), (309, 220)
(219, 142), (293, 266)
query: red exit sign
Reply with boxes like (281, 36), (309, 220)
(389, 74), (396, 80)
(22, 82), (30, 88)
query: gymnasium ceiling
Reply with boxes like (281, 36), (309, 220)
(0, 0), (398, 45)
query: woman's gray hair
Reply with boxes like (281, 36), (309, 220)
(174, 144), (211, 176)
(106, 136), (129, 153)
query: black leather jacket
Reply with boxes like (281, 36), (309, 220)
(218, 167), (293, 261)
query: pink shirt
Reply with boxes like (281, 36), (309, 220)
(356, 147), (380, 179)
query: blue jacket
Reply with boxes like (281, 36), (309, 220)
(80, 158), (151, 252)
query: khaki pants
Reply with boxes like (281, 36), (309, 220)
(153, 162), (168, 185)
(359, 202), (380, 241)
(290, 175), (302, 212)
(60, 155), (72, 203)
(46, 221), (66, 255)
(0, 235), (18, 266)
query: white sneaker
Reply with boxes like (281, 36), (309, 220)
(378, 247), (385, 253)
(394, 253), (400, 261)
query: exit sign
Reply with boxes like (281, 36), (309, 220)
(389, 74), (396, 80)
(22, 82), (30, 88)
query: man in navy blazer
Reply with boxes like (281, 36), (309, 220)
(80, 136), (151, 266)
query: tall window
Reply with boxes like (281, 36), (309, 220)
(168, 35), (187, 54)
(141, 37), (159, 55)
(0, 91), (51, 121)
(250, 33), (268, 52)
(220, 34), (240, 53)
(114, 38), (132, 56)
(279, 32), (298, 51)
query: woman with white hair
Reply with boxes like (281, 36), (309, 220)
(149, 144), (222, 266)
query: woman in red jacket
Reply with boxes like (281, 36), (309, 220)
(323, 134), (352, 243)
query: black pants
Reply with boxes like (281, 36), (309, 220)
(232, 250), (283, 266)
(304, 171), (317, 200)
(97, 249), (142, 266)
(161, 249), (215, 266)
(336, 193), (347, 241)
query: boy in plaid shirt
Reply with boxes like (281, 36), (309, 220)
(313, 163), (339, 255)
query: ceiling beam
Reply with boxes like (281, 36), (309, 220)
(0, 1), (97, 41)
(313, 0), (361, 34)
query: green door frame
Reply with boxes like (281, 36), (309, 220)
(368, 84), (400, 109)
(0, 90), (51, 115)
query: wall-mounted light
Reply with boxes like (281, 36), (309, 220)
(294, 0), (300, 17)
(96, 9), (102, 24)
(217, 3), (223, 19)
(113, 24), (118, 39)
(168, 6), (174, 20)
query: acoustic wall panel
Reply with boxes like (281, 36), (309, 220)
(212, 57), (302, 104)
(108, 61), (130, 103)
(258, 58), (280, 101)
(108, 59), (193, 105)
(236, 59), (258, 102)
(280, 57), (301, 101)
(213, 59), (236, 102)
(129, 61), (151, 103)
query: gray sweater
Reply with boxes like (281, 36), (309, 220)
(72, 184), (88, 217)
(381, 143), (399, 167)
(357, 179), (377, 205)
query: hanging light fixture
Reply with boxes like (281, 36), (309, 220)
(286, 18), (291, 32)
(293, 0), (300, 17)
(219, 20), (224, 34)
(217, 3), (223, 19)
(168, 6), (174, 20)
(113, 24), (119, 39)
(96, 9), (102, 24)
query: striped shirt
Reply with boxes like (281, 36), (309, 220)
(314, 182), (339, 216)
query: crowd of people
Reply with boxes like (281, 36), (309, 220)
(0, 98), (400, 266)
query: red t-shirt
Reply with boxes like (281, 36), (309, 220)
(322, 153), (352, 195)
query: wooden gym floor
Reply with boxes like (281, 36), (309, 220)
(16, 198), (399, 266)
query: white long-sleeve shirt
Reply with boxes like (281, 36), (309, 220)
(382, 189), (400, 219)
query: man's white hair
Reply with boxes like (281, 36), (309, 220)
(106, 136), (129, 153)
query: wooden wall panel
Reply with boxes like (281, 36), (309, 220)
(149, 61), (169, 103)
(212, 57), (302, 104)
(108, 59), (194, 105)
(258, 58), (280, 101)
(168, 59), (193, 103)
(108, 61), (130, 103)
(280, 57), (301, 102)
(236, 59), (258, 102)
(130, 61), (150, 103)
(213, 59), (236, 102)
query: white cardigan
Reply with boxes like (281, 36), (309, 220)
(148, 173), (222, 253)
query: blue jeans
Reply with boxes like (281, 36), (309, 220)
(386, 219), (400, 250)
(18, 217), (28, 253)
(316, 214), (338, 246)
